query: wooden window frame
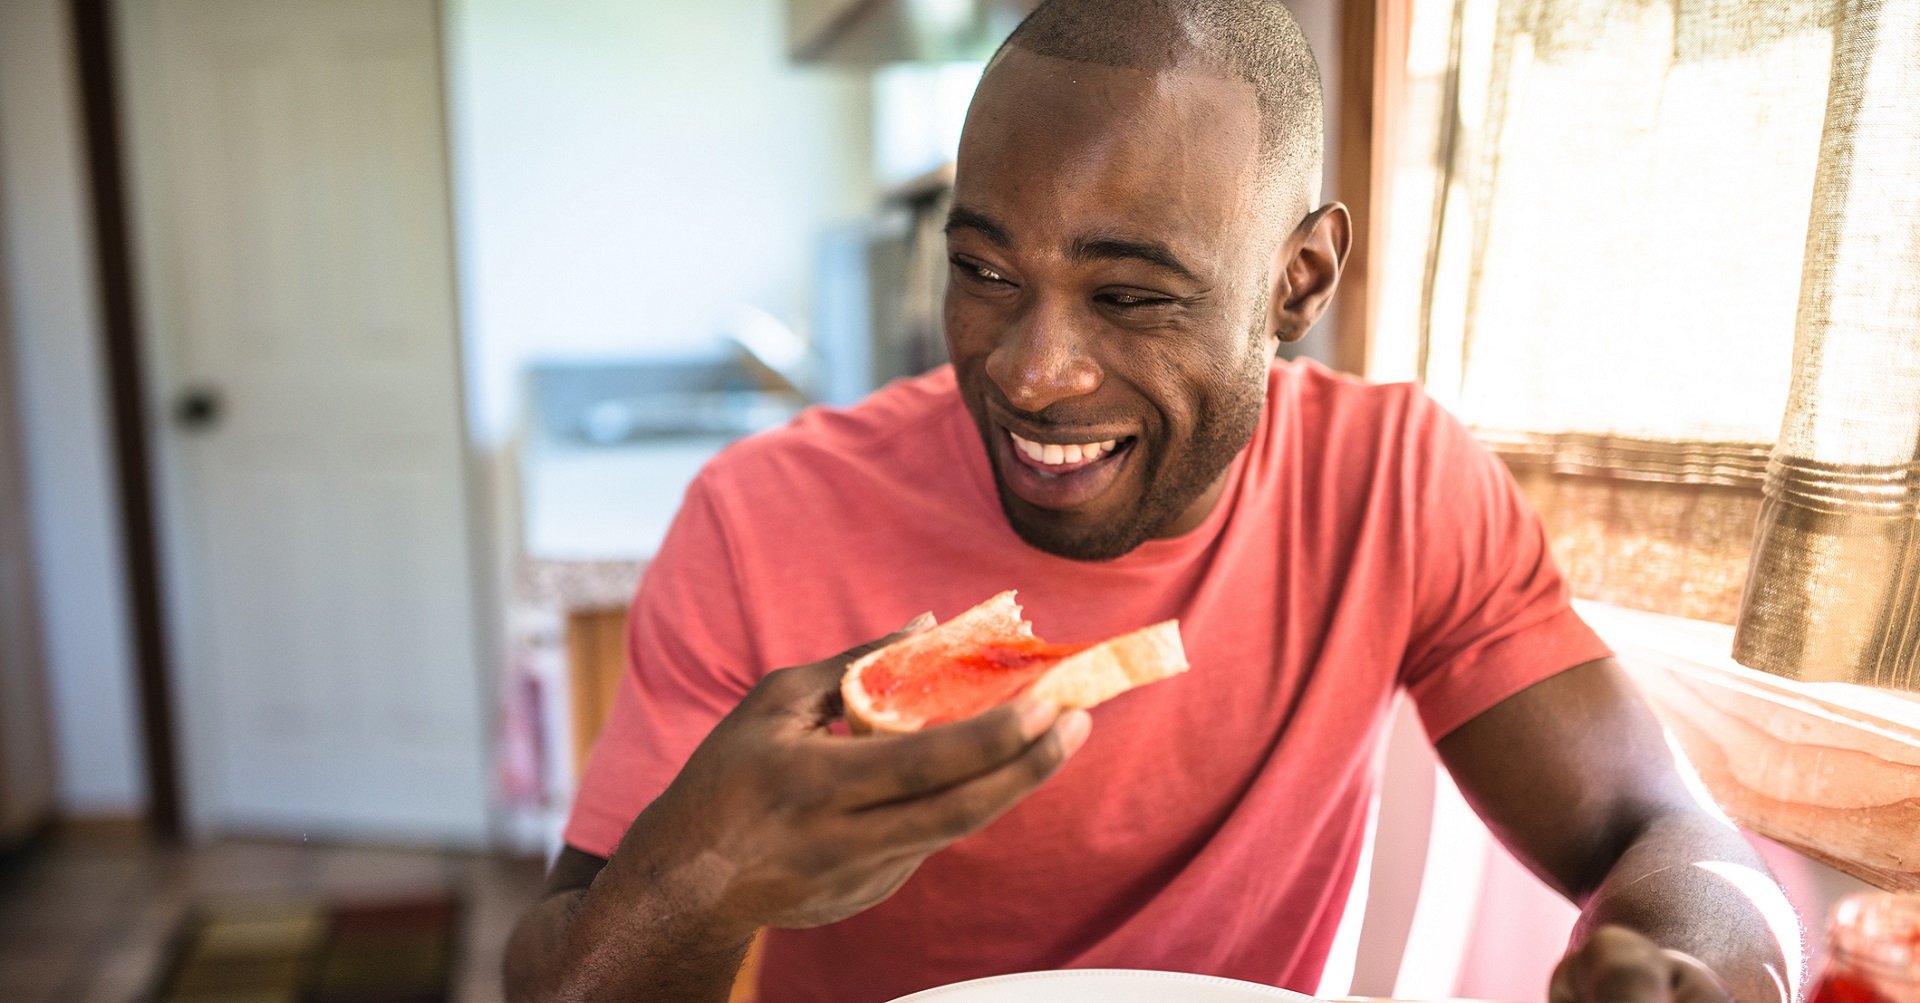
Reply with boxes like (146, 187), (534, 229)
(1332, 0), (1412, 377)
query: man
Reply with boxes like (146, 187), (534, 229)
(506, 2), (1799, 1002)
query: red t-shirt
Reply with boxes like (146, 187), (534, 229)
(565, 360), (1609, 1003)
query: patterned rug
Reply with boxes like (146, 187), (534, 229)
(152, 892), (458, 1003)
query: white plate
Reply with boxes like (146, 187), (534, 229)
(886, 969), (1322, 1002)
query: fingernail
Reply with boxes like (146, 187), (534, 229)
(1056, 709), (1092, 755)
(1015, 700), (1057, 739)
(897, 612), (935, 634)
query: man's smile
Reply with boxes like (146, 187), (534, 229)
(995, 422), (1138, 511)
(1008, 430), (1122, 469)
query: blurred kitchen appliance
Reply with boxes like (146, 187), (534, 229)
(519, 353), (806, 560)
(814, 167), (954, 405)
(525, 352), (805, 447)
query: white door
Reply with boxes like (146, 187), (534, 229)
(119, 0), (490, 843)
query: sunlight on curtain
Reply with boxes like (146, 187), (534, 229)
(1399, 0), (1920, 684)
(1437, 0), (1828, 442)
(1733, 1), (1920, 688)
(1393, 0), (1835, 625)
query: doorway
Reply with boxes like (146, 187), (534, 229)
(114, 0), (490, 844)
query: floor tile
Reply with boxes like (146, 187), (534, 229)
(0, 833), (548, 1003)
(304, 845), (460, 895)
(0, 948), (84, 1003)
(70, 941), (169, 1003)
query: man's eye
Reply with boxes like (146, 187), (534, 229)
(1101, 291), (1170, 309)
(952, 257), (1007, 284)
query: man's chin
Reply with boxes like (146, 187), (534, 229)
(997, 491), (1157, 563)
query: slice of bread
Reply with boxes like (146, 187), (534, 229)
(841, 590), (1188, 735)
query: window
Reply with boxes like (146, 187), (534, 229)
(1357, 0), (1920, 888)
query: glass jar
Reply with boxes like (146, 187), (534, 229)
(1810, 893), (1920, 1003)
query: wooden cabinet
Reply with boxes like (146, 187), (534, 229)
(565, 607), (629, 777)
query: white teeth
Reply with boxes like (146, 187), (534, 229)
(1009, 431), (1121, 467)
(1014, 434), (1046, 463)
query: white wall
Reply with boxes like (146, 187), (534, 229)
(0, 0), (147, 814)
(444, 0), (877, 446)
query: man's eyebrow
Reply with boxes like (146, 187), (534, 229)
(944, 205), (1013, 248)
(945, 206), (1202, 284)
(1069, 234), (1201, 283)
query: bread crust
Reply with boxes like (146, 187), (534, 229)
(841, 592), (1188, 735)
(1022, 620), (1188, 710)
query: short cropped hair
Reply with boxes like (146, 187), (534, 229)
(996, 0), (1325, 219)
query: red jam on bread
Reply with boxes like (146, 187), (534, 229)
(842, 591), (1188, 735)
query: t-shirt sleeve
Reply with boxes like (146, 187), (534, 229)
(1398, 399), (1613, 740)
(562, 476), (761, 858)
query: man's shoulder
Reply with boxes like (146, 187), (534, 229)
(1266, 356), (1451, 452)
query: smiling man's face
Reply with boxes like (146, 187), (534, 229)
(946, 47), (1284, 561)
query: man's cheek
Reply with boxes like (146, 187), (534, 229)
(943, 302), (996, 365)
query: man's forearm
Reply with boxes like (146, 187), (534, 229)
(1579, 812), (1801, 1003)
(503, 873), (755, 1003)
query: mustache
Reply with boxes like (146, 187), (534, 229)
(985, 391), (1129, 430)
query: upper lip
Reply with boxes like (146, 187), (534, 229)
(990, 408), (1134, 447)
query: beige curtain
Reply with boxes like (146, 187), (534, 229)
(1732, 0), (1920, 689)
(1400, 0), (1920, 685)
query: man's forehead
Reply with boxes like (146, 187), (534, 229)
(966, 47), (1261, 151)
(952, 48), (1264, 264)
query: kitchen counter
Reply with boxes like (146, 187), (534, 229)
(521, 435), (734, 561)
(515, 555), (647, 612)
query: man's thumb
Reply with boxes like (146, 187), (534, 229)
(842, 612), (934, 662)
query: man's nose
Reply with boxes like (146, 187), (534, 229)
(985, 297), (1101, 413)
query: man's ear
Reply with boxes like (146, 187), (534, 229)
(1265, 203), (1352, 344)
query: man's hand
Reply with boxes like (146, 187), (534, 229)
(504, 623), (1092, 1003)
(1554, 926), (1733, 1003)
(619, 620), (1093, 932)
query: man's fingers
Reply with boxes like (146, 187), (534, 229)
(1553, 927), (1664, 1003)
(824, 700), (1064, 806)
(854, 710), (1091, 850)
(1552, 926), (1727, 1003)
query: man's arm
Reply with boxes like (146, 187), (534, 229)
(504, 844), (760, 1003)
(503, 629), (1092, 1003)
(1435, 657), (1799, 1003)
